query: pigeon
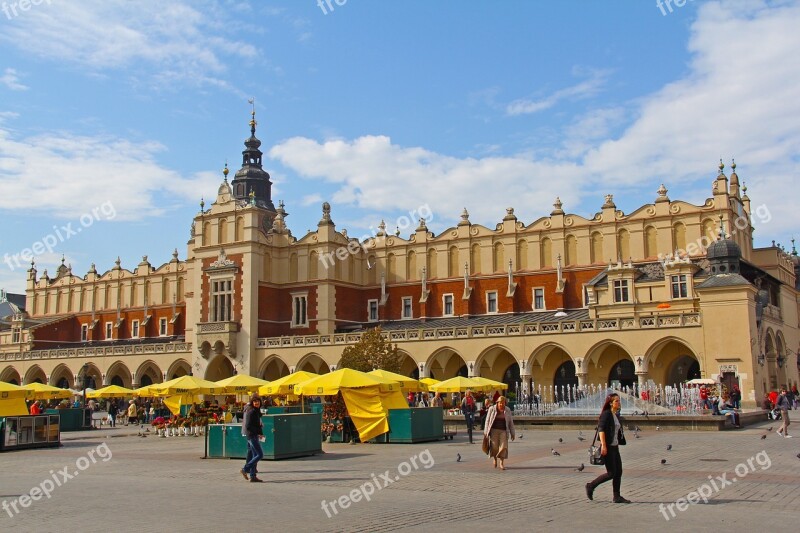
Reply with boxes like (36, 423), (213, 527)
(660, 459), (667, 465)
(634, 433), (640, 439)
(577, 435), (586, 442)
(767, 427), (774, 432)
(558, 438), (563, 443)
(656, 426), (661, 431)
(519, 433), (523, 439)
(796, 453), (800, 459)
(666, 444), (672, 451)
(456, 453), (461, 462)
(551, 448), (561, 456)
(579, 430), (584, 437)
(575, 463), (585, 472)
(761, 434), (767, 440)
(635, 426), (642, 432)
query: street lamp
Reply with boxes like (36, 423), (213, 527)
(81, 363), (89, 408)
(776, 354), (785, 369)
(757, 353), (766, 367)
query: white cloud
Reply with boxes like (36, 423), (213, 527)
(506, 68), (610, 116)
(0, 1), (259, 91)
(271, 2), (800, 243)
(0, 68), (27, 91)
(0, 125), (220, 220)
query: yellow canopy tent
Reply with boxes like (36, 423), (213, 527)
(419, 377), (440, 387)
(341, 386), (409, 442)
(429, 376), (492, 393)
(259, 371), (319, 396)
(86, 385), (136, 398)
(150, 375), (221, 396)
(22, 382), (72, 400)
(133, 385), (161, 397)
(294, 368), (404, 442)
(0, 381), (31, 416)
(214, 374), (269, 394)
(367, 369), (427, 392)
(469, 377), (509, 390)
(293, 368), (399, 396)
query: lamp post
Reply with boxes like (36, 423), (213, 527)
(80, 363), (89, 407)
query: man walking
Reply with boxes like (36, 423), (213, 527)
(461, 390), (477, 444)
(240, 394), (265, 482)
(776, 388), (792, 438)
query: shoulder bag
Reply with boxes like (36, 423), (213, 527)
(588, 426), (604, 465)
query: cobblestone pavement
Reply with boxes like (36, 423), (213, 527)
(1, 421), (798, 532)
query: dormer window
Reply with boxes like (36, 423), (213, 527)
(613, 280), (630, 303)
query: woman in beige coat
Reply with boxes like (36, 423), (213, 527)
(483, 395), (515, 469)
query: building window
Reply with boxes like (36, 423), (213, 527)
(582, 284), (590, 308)
(105, 322), (113, 340)
(487, 291), (498, 313)
(11, 328), (20, 343)
(533, 288), (545, 310)
(613, 279), (630, 303)
(368, 299), (379, 322)
(443, 294), (454, 316)
(81, 324), (88, 342)
(159, 318), (168, 336)
(209, 278), (233, 322)
(292, 294), (308, 327)
(671, 274), (688, 299)
(131, 320), (140, 338)
(402, 297), (413, 319)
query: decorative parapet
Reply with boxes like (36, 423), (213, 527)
(0, 342), (191, 361)
(253, 313), (702, 349)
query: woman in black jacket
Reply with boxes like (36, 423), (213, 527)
(586, 393), (630, 503)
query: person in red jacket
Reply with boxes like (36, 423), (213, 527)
(29, 401), (41, 415)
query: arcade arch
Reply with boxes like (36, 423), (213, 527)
(425, 347), (467, 380)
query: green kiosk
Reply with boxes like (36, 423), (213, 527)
(207, 412), (322, 460)
(0, 414), (61, 451)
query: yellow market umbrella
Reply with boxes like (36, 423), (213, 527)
(429, 376), (490, 394)
(87, 385), (136, 398)
(22, 382), (72, 400)
(419, 377), (440, 387)
(293, 368), (399, 396)
(470, 377), (509, 390)
(259, 371), (319, 396)
(150, 375), (221, 396)
(0, 381), (31, 400)
(368, 369), (427, 392)
(214, 374), (269, 394)
(133, 384), (161, 397)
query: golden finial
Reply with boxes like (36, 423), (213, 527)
(222, 161), (229, 178)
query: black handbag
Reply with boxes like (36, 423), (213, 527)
(588, 427), (604, 465)
(618, 425), (626, 446)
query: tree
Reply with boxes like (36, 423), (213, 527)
(339, 327), (402, 373)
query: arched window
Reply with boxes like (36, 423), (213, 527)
(493, 242), (505, 272)
(565, 235), (577, 266)
(673, 222), (687, 253)
(644, 226), (657, 259)
(426, 249), (438, 278)
(617, 229), (630, 261)
(590, 232), (604, 264)
(309, 251), (319, 280)
(448, 246), (459, 278)
(407, 251), (416, 280)
(540, 237), (552, 268)
(471, 243), (481, 274)
(218, 219), (228, 245)
(289, 253), (298, 282)
(517, 240), (528, 270)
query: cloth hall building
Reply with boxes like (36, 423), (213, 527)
(1, 114), (798, 408)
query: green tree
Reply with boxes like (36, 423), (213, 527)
(339, 327), (402, 373)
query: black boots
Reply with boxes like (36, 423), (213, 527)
(585, 483), (594, 501)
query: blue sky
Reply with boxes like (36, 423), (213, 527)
(1, 0), (798, 294)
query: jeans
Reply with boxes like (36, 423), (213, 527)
(589, 445), (623, 498)
(243, 436), (263, 479)
(464, 413), (475, 443)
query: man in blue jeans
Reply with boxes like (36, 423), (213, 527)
(240, 394), (264, 482)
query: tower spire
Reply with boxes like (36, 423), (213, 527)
(230, 99), (276, 213)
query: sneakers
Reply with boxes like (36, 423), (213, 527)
(778, 430), (784, 437)
(250, 477), (264, 483)
(585, 483), (594, 501)
(240, 469), (249, 481)
(785, 435), (793, 438)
